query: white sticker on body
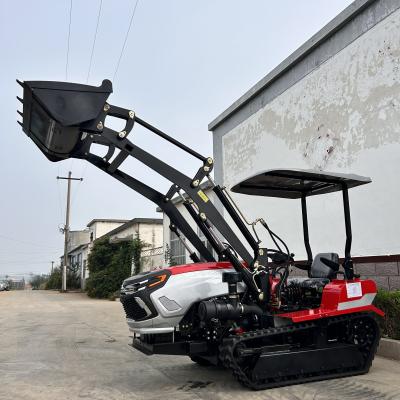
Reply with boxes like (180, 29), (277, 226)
(346, 282), (362, 298)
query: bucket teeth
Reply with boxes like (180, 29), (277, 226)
(17, 110), (23, 117)
(17, 121), (23, 127)
(17, 96), (23, 104)
(16, 79), (24, 88)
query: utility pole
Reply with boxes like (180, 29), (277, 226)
(51, 261), (54, 274)
(57, 171), (83, 292)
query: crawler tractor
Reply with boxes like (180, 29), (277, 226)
(17, 79), (383, 389)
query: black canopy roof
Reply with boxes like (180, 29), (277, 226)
(231, 169), (371, 199)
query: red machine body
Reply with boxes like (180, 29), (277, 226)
(167, 262), (383, 323)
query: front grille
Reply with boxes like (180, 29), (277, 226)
(121, 295), (148, 320)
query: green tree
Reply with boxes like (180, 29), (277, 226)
(87, 236), (120, 274)
(86, 237), (133, 298)
(45, 267), (62, 289)
(30, 274), (48, 289)
(44, 266), (81, 290)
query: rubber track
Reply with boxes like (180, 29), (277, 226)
(219, 312), (380, 390)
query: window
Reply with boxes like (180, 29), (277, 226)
(198, 227), (215, 262)
(170, 230), (186, 265)
(77, 253), (82, 268)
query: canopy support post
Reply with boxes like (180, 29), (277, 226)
(342, 184), (354, 279)
(301, 194), (313, 272)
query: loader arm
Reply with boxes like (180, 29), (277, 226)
(17, 79), (260, 296)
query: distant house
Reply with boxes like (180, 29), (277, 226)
(158, 181), (216, 267)
(61, 219), (129, 289)
(61, 217), (163, 288)
(8, 277), (25, 290)
(86, 219), (130, 243)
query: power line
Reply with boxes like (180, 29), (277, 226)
(113, 0), (140, 82)
(86, 0), (103, 83)
(65, 0), (73, 80)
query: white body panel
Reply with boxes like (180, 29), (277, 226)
(126, 268), (244, 334)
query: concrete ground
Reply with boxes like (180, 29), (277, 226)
(0, 291), (399, 400)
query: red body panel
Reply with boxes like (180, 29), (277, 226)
(164, 262), (383, 321)
(167, 262), (233, 275)
(278, 278), (384, 322)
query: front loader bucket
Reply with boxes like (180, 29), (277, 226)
(17, 79), (112, 162)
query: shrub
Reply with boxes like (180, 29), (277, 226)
(44, 266), (81, 290)
(86, 236), (137, 299)
(45, 268), (62, 289)
(374, 290), (400, 340)
(30, 274), (48, 289)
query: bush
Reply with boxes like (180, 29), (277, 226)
(374, 290), (400, 340)
(44, 267), (81, 290)
(30, 274), (48, 289)
(45, 268), (62, 289)
(86, 236), (135, 299)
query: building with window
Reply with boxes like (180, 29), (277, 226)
(61, 217), (164, 288)
(107, 218), (163, 272)
(61, 218), (130, 288)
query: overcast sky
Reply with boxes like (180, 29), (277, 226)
(0, 0), (353, 275)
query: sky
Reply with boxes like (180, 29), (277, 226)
(0, 0), (354, 275)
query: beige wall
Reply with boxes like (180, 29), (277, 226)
(89, 221), (127, 241)
(108, 223), (163, 248)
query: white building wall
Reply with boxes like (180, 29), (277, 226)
(89, 221), (127, 240)
(108, 223), (162, 247)
(220, 9), (400, 260)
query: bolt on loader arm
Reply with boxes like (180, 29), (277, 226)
(17, 79), (261, 295)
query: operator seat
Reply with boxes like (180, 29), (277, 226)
(309, 253), (339, 279)
(288, 253), (339, 290)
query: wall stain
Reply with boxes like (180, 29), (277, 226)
(223, 10), (400, 183)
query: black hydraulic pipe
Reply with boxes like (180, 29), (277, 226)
(135, 116), (207, 163)
(301, 194), (313, 267)
(213, 185), (259, 254)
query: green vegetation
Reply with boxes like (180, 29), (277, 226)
(44, 266), (81, 290)
(86, 234), (147, 299)
(30, 274), (49, 289)
(374, 290), (400, 340)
